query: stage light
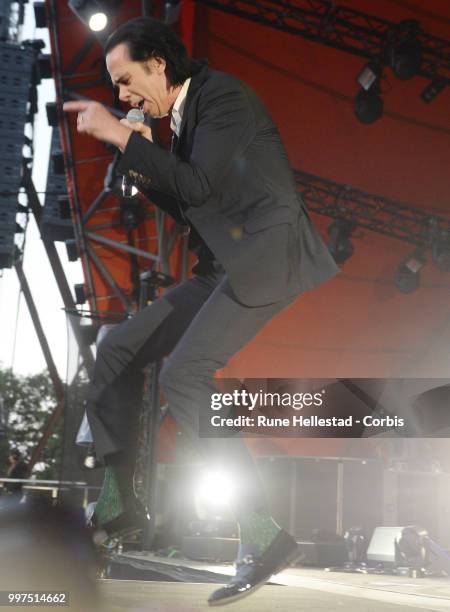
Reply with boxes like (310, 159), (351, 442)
(394, 251), (426, 294)
(395, 265), (419, 294)
(68, 1), (120, 34)
(163, 0), (182, 26)
(89, 12), (108, 32)
(354, 60), (384, 124)
(391, 39), (422, 80)
(432, 237), (450, 272)
(354, 87), (383, 124)
(84, 453), (96, 469)
(396, 525), (429, 569)
(388, 20), (422, 81)
(421, 79), (446, 104)
(120, 198), (145, 229)
(195, 470), (234, 519)
(357, 62), (382, 92)
(344, 526), (368, 566)
(327, 219), (356, 264)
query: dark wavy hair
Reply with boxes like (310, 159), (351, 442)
(104, 17), (201, 86)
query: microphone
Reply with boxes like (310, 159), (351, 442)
(122, 108), (145, 198)
(127, 108), (145, 123)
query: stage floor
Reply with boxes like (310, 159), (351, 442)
(97, 552), (450, 611)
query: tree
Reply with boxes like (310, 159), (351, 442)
(0, 368), (63, 479)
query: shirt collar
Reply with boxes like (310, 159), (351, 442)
(170, 78), (191, 136)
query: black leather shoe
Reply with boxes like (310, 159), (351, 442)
(208, 529), (299, 606)
(89, 497), (150, 546)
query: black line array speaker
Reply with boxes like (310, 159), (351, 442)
(0, 42), (34, 268)
(41, 128), (73, 242)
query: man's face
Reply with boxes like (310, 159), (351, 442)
(106, 42), (171, 118)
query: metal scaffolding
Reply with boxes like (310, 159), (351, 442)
(295, 170), (450, 248)
(195, 0), (450, 85)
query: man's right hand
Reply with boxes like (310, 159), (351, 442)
(63, 100), (132, 151)
(119, 118), (154, 144)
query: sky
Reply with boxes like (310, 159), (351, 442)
(0, 4), (84, 379)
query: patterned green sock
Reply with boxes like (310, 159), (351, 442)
(94, 466), (125, 526)
(238, 512), (282, 556)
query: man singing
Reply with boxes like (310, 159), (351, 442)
(64, 16), (338, 606)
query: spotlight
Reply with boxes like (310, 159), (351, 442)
(394, 250), (426, 294)
(388, 20), (422, 81)
(163, 0), (182, 26)
(68, 1), (120, 34)
(83, 444), (103, 468)
(396, 526), (429, 569)
(84, 452), (97, 469)
(120, 198), (145, 229)
(421, 78), (446, 104)
(354, 87), (383, 124)
(356, 62), (382, 92)
(354, 61), (384, 124)
(195, 470), (234, 520)
(344, 527), (368, 565)
(432, 236), (450, 272)
(328, 219), (356, 264)
(89, 12), (108, 32)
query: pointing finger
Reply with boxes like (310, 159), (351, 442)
(63, 101), (90, 113)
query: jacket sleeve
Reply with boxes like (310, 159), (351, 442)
(138, 185), (186, 225)
(116, 79), (256, 208)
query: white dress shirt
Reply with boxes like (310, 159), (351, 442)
(170, 78), (191, 137)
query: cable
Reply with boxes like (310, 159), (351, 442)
(10, 281), (22, 373)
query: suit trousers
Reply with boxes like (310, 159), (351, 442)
(86, 267), (296, 516)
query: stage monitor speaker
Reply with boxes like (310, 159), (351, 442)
(296, 540), (348, 567)
(367, 526), (405, 564)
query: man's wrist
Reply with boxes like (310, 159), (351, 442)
(110, 123), (133, 152)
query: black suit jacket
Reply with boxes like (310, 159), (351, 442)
(118, 64), (339, 306)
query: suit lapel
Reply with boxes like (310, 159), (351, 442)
(173, 62), (210, 153)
